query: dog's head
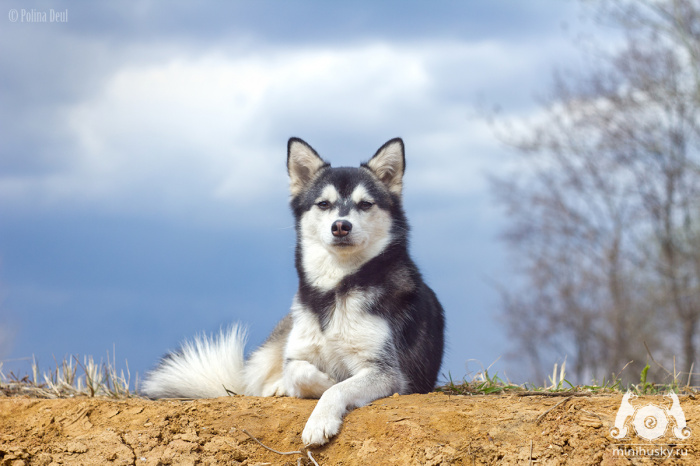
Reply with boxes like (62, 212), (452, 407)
(287, 137), (406, 288)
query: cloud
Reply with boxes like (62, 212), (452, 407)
(1, 35), (577, 228)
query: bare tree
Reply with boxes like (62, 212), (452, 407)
(494, 0), (700, 384)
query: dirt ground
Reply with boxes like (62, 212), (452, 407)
(0, 392), (698, 465)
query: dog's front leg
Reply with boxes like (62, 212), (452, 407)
(301, 366), (399, 446)
(284, 359), (336, 398)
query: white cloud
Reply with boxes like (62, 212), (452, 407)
(0, 37), (577, 225)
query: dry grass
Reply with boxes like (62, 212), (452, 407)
(0, 352), (141, 399)
(3, 352), (700, 400)
(437, 358), (700, 397)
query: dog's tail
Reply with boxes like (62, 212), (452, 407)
(142, 325), (247, 398)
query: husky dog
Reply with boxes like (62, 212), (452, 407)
(143, 138), (445, 446)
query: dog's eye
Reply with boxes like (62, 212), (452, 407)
(317, 201), (330, 210)
(358, 201), (373, 211)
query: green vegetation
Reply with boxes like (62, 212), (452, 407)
(2, 353), (698, 399)
(437, 359), (699, 397)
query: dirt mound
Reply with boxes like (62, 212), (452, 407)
(0, 392), (698, 464)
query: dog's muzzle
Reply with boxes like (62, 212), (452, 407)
(331, 219), (352, 237)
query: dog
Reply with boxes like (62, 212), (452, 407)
(143, 137), (445, 446)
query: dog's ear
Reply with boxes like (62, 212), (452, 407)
(287, 138), (328, 197)
(365, 138), (405, 196)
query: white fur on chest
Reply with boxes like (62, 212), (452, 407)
(300, 241), (365, 290)
(285, 291), (391, 381)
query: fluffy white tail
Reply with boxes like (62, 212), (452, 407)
(142, 325), (247, 398)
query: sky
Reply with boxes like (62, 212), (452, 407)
(0, 0), (598, 387)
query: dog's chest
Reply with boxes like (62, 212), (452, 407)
(288, 290), (391, 378)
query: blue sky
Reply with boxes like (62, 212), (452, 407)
(0, 0), (596, 386)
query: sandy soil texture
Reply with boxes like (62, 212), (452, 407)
(1, 392), (698, 465)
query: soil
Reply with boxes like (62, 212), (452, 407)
(0, 392), (698, 465)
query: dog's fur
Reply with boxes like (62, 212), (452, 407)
(143, 137), (445, 446)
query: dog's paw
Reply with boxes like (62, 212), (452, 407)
(301, 408), (343, 446)
(285, 361), (336, 399)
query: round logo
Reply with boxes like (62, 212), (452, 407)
(633, 404), (669, 441)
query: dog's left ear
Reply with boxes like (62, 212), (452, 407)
(365, 138), (405, 196)
(288, 138), (329, 197)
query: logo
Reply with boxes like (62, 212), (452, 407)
(610, 391), (691, 441)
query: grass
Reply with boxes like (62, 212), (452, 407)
(436, 358), (700, 397)
(0, 352), (140, 399)
(2, 352), (699, 400)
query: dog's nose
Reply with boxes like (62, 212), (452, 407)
(331, 220), (352, 237)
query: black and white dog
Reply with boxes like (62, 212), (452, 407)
(143, 138), (445, 446)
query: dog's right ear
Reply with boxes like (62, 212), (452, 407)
(287, 138), (328, 197)
(365, 138), (405, 196)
